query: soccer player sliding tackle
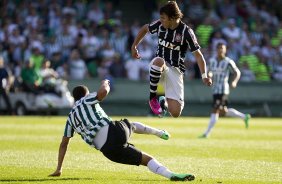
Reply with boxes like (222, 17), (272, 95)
(49, 79), (195, 181)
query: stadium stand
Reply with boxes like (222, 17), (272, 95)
(0, 0), (281, 116)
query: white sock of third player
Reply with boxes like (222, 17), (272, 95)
(226, 108), (245, 119)
(204, 113), (219, 136)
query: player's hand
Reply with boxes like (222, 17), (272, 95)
(231, 81), (237, 88)
(202, 77), (212, 86)
(102, 79), (110, 86)
(131, 47), (141, 59)
(49, 169), (62, 177)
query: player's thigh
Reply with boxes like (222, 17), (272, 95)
(101, 143), (142, 166)
(164, 67), (184, 110)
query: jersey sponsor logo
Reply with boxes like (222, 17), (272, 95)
(175, 33), (182, 42)
(158, 39), (180, 51)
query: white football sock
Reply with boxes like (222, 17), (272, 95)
(132, 122), (163, 137)
(204, 113), (219, 136)
(226, 108), (245, 119)
(147, 159), (173, 179)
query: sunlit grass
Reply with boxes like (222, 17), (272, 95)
(0, 116), (281, 184)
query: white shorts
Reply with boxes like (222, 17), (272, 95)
(93, 124), (108, 150)
(150, 58), (184, 109)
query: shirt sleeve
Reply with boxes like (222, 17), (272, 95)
(64, 119), (75, 137)
(83, 92), (99, 105)
(228, 59), (239, 73)
(185, 27), (201, 52)
(148, 19), (161, 34)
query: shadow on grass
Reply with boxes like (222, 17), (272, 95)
(0, 177), (95, 182)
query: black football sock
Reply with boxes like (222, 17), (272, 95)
(149, 65), (162, 100)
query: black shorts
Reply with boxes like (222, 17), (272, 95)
(100, 119), (142, 166)
(212, 94), (229, 110)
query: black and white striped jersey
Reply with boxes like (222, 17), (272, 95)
(209, 56), (239, 95)
(64, 92), (112, 148)
(148, 20), (200, 74)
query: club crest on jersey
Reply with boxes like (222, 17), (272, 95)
(158, 39), (180, 51)
(175, 33), (182, 42)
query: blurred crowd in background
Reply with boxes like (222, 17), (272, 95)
(0, 0), (282, 92)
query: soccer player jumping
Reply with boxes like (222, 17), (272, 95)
(131, 1), (212, 117)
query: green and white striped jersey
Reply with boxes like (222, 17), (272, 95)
(209, 56), (238, 95)
(64, 92), (112, 147)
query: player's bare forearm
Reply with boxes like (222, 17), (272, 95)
(194, 50), (207, 74)
(49, 136), (70, 177)
(234, 68), (241, 83)
(97, 79), (110, 101)
(131, 24), (149, 49)
(194, 50), (212, 86)
(131, 24), (149, 59)
(231, 68), (241, 88)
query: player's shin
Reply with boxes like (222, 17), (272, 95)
(147, 158), (173, 179)
(149, 65), (162, 99)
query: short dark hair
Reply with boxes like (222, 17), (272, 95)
(72, 85), (89, 101)
(160, 1), (183, 20)
(216, 42), (226, 49)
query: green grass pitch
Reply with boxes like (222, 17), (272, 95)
(0, 116), (281, 184)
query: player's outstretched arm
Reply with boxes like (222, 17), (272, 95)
(49, 136), (71, 177)
(193, 50), (212, 86)
(131, 24), (149, 59)
(97, 79), (110, 101)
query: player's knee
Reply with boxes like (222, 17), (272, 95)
(141, 153), (153, 166)
(152, 57), (165, 67)
(171, 112), (181, 118)
(169, 109), (181, 118)
(221, 107), (228, 116)
(167, 100), (182, 117)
